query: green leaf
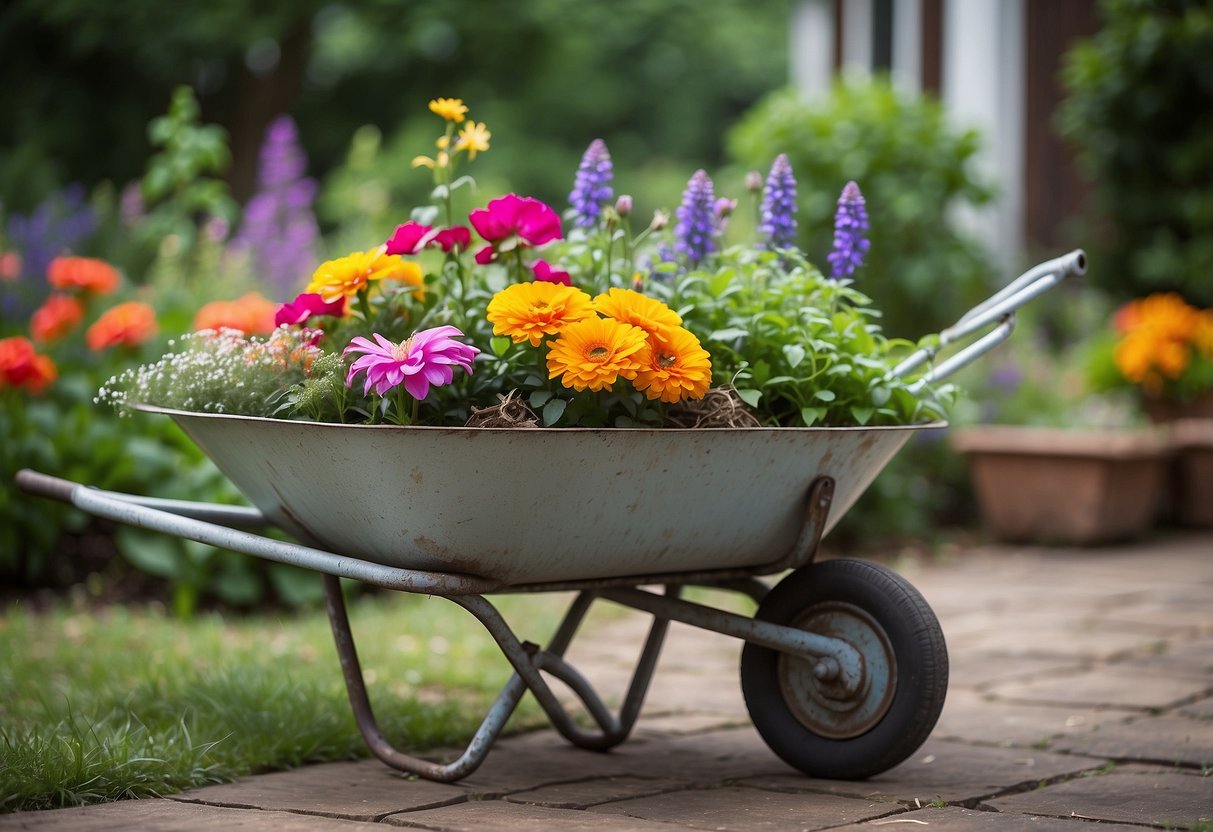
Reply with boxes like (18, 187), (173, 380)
(709, 327), (749, 341)
(529, 390), (553, 408)
(542, 398), (567, 426)
(735, 388), (762, 408)
(116, 528), (182, 579)
(850, 406), (875, 425)
(783, 344), (806, 368)
(813, 389), (837, 402)
(491, 336), (512, 358)
(800, 407), (826, 426)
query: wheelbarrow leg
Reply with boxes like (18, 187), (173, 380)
(323, 574), (525, 781)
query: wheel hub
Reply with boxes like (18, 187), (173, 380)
(777, 601), (897, 739)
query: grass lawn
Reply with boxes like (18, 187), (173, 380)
(0, 588), (576, 813)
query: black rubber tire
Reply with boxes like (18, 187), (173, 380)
(740, 559), (948, 779)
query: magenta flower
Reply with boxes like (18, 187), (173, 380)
(344, 325), (479, 401)
(385, 221), (472, 255)
(275, 292), (346, 327)
(531, 259), (571, 285)
(468, 194), (562, 263)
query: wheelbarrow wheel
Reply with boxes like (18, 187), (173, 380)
(740, 559), (948, 779)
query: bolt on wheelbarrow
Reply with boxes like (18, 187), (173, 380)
(16, 249), (1086, 782)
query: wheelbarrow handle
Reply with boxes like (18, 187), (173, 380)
(14, 469), (80, 504)
(892, 249), (1086, 391)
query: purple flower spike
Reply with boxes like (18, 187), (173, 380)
(568, 139), (613, 228)
(759, 154), (798, 250)
(232, 115), (320, 297)
(827, 180), (870, 280)
(674, 169), (716, 268)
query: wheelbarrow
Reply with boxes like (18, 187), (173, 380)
(15, 249), (1086, 782)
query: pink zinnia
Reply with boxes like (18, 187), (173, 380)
(344, 325), (479, 400)
(384, 222), (471, 255)
(531, 259), (571, 285)
(275, 292), (346, 327)
(469, 194), (562, 263)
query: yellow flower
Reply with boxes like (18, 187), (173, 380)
(593, 287), (682, 343)
(305, 248), (424, 303)
(632, 326), (713, 403)
(547, 317), (648, 392)
(428, 97), (467, 123)
(455, 121), (491, 160)
(411, 151), (450, 170)
(486, 282), (594, 346)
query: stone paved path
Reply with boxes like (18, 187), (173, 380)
(4, 533), (1211, 831)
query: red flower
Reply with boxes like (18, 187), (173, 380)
(194, 293), (278, 335)
(47, 256), (120, 295)
(86, 302), (158, 350)
(531, 259), (571, 286)
(0, 335), (57, 392)
(30, 294), (85, 343)
(468, 194), (562, 263)
(275, 292), (347, 327)
(385, 222), (472, 255)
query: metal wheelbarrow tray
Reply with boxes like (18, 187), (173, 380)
(16, 250), (1086, 783)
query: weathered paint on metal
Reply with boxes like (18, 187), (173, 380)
(151, 407), (937, 584)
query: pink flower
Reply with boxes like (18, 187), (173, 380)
(468, 194), (562, 263)
(531, 259), (571, 285)
(385, 222), (472, 255)
(344, 325), (479, 400)
(275, 292), (346, 327)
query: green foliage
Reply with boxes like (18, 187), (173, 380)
(1057, 0), (1213, 305)
(727, 78), (997, 338)
(0, 591), (567, 811)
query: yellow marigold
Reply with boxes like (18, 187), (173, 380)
(305, 248), (423, 303)
(547, 317), (648, 393)
(632, 326), (713, 403)
(593, 287), (682, 342)
(486, 282), (594, 346)
(455, 121), (491, 160)
(428, 97), (467, 123)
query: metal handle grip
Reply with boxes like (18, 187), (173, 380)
(15, 469), (80, 504)
(893, 249), (1086, 391)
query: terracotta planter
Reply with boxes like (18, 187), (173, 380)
(1142, 390), (1213, 424)
(951, 426), (1171, 546)
(1170, 420), (1213, 528)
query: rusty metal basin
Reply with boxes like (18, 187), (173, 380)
(145, 406), (939, 584)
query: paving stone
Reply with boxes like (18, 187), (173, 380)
(454, 733), (638, 792)
(943, 615), (1177, 661)
(168, 759), (469, 820)
(601, 725), (799, 783)
(934, 688), (1129, 748)
(590, 785), (894, 831)
(943, 654), (1086, 691)
(987, 764), (1212, 827)
(1181, 695), (1213, 719)
(1110, 636), (1213, 678)
(1050, 712), (1213, 767)
(985, 666), (1212, 710)
(384, 798), (679, 830)
(827, 805), (1146, 831)
(0, 800), (373, 831)
(504, 775), (690, 808)
(631, 711), (751, 736)
(734, 737), (1104, 806)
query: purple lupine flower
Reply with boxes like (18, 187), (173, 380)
(759, 154), (798, 250)
(568, 139), (614, 228)
(827, 180), (871, 280)
(674, 169), (716, 268)
(232, 115), (320, 297)
(4, 185), (97, 318)
(119, 181), (145, 228)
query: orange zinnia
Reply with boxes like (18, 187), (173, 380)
(0, 335), (57, 392)
(47, 256), (120, 294)
(86, 301), (158, 351)
(632, 326), (713, 403)
(486, 282), (595, 346)
(593, 287), (682, 343)
(30, 294), (85, 343)
(305, 248), (423, 303)
(194, 292), (278, 335)
(546, 317), (648, 392)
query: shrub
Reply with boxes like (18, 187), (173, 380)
(727, 78), (997, 339)
(1057, 0), (1213, 306)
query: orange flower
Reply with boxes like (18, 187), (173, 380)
(86, 301), (158, 351)
(30, 294), (85, 343)
(1111, 293), (1209, 391)
(47, 256), (120, 294)
(593, 287), (682, 343)
(0, 251), (21, 281)
(546, 317), (648, 392)
(0, 335), (57, 392)
(304, 248), (423, 303)
(486, 282), (595, 346)
(631, 326), (713, 403)
(194, 292), (278, 335)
